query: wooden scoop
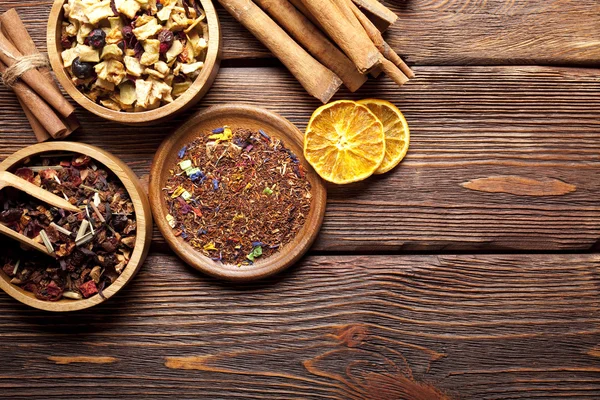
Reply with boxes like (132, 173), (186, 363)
(0, 170), (80, 256)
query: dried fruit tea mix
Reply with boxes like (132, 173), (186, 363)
(60, 0), (209, 111)
(163, 126), (312, 265)
(0, 153), (136, 301)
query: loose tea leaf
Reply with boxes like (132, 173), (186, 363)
(0, 153), (137, 301)
(163, 127), (312, 265)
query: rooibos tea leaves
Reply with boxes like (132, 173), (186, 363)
(163, 126), (312, 265)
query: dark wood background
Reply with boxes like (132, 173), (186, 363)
(1, 1), (599, 399)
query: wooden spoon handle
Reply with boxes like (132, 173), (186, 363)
(0, 223), (51, 255)
(0, 171), (80, 212)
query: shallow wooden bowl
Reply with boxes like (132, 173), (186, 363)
(149, 104), (327, 281)
(47, 0), (221, 126)
(0, 142), (153, 311)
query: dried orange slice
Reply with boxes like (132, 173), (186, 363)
(304, 100), (385, 184)
(357, 99), (410, 174)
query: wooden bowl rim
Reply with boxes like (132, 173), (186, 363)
(0, 142), (152, 312)
(149, 104), (327, 281)
(46, 0), (221, 125)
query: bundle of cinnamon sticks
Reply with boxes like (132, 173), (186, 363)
(219, 0), (413, 103)
(0, 9), (78, 142)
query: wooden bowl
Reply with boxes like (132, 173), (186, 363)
(0, 142), (153, 311)
(149, 104), (327, 281)
(47, 0), (221, 126)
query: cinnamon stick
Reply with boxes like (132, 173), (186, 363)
(331, 0), (362, 31)
(0, 9), (80, 137)
(300, 0), (381, 74)
(0, 59), (68, 139)
(351, 0), (398, 32)
(347, 0), (414, 78)
(332, 0), (408, 85)
(379, 56), (408, 86)
(255, 0), (366, 92)
(0, 9), (56, 86)
(0, 30), (75, 119)
(290, 0), (382, 78)
(219, 0), (342, 103)
(329, 0), (377, 78)
(18, 98), (52, 142)
(287, 0), (321, 28)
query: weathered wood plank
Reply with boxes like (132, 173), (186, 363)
(0, 253), (599, 399)
(1, 66), (600, 252)
(385, 0), (600, 66)
(1, 0), (599, 65)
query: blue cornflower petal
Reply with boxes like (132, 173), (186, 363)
(259, 129), (271, 141)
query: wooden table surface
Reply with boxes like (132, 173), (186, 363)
(1, 1), (600, 399)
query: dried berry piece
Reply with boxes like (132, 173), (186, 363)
(111, 214), (128, 231)
(71, 57), (95, 79)
(122, 25), (134, 42)
(98, 254), (118, 268)
(60, 35), (74, 49)
(37, 281), (63, 301)
(2, 263), (15, 277)
(79, 280), (98, 298)
(158, 29), (174, 54)
(0, 208), (22, 223)
(134, 42), (144, 59)
(14, 167), (34, 182)
(65, 248), (86, 269)
(88, 28), (106, 49)
(101, 237), (119, 253)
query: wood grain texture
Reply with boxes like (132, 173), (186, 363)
(0, 1), (598, 400)
(3, 66), (599, 252)
(47, 356), (117, 364)
(0, 253), (599, 399)
(1, 1), (599, 65)
(462, 176), (577, 197)
(385, 0), (600, 66)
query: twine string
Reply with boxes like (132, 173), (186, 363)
(0, 21), (50, 88)
(0, 52), (49, 87)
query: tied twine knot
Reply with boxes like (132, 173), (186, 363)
(0, 53), (50, 88)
